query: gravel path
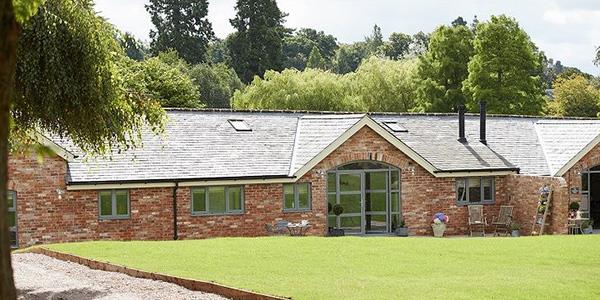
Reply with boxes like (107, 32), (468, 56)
(13, 253), (227, 300)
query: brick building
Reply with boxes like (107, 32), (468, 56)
(7, 107), (600, 247)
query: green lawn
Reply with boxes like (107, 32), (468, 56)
(46, 236), (600, 299)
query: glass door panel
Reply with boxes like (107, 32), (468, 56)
(339, 173), (361, 192)
(365, 214), (387, 233)
(340, 216), (362, 233)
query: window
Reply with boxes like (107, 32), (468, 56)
(228, 119), (251, 131)
(283, 183), (311, 212)
(7, 190), (16, 247)
(192, 186), (244, 215)
(456, 177), (495, 204)
(382, 121), (408, 132)
(98, 190), (130, 219)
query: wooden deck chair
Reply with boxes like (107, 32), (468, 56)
(491, 206), (513, 236)
(468, 205), (487, 237)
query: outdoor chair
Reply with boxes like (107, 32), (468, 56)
(265, 220), (290, 235)
(491, 206), (513, 236)
(468, 205), (487, 237)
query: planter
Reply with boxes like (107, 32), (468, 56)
(511, 230), (520, 237)
(431, 223), (446, 237)
(583, 227), (593, 234)
(328, 228), (345, 237)
(395, 227), (409, 237)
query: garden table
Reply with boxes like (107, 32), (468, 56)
(287, 223), (309, 236)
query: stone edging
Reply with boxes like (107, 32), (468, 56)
(30, 247), (290, 300)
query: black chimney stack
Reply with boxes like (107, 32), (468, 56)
(479, 101), (487, 145)
(458, 105), (466, 143)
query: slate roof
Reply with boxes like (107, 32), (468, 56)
(49, 109), (600, 184)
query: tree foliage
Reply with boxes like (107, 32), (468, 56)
(348, 57), (418, 112)
(116, 31), (147, 61)
(232, 56), (418, 112)
(334, 42), (370, 74)
(383, 32), (412, 60)
(136, 51), (201, 108)
(14, 0), (165, 153)
(415, 24), (474, 112)
(548, 74), (600, 117)
(282, 28), (337, 70)
(228, 0), (288, 82)
(462, 15), (544, 114)
(306, 46), (325, 69)
(189, 63), (243, 108)
(146, 0), (214, 64)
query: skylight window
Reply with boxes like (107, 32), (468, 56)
(383, 121), (408, 132)
(228, 119), (252, 131)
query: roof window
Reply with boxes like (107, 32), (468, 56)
(228, 119), (252, 131)
(383, 121), (408, 132)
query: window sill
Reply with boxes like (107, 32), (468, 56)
(456, 201), (495, 206)
(191, 212), (245, 217)
(99, 216), (130, 220)
(283, 209), (312, 213)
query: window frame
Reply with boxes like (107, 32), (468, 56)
(283, 183), (312, 212)
(456, 177), (495, 205)
(98, 189), (130, 220)
(7, 190), (17, 247)
(191, 186), (245, 216)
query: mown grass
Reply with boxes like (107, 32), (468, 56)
(47, 235), (600, 299)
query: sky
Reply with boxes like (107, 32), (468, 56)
(95, 0), (600, 74)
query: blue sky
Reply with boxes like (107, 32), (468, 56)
(95, 0), (600, 74)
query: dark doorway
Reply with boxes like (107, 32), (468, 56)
(590, 173), (600, 228)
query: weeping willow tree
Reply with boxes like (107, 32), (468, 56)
(0, 1), (165, 298)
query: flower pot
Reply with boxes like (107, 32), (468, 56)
(395, 227), (409, 237)
(328, 228), (345, 237)
(583, 227), (593, 234)
(511, 230), (520, 237)
(431, 223), (446, 237)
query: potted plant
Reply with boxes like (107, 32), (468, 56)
(431, 212), (449, 237)
(510, 223), (521, 237)
(395, 219), (409, 237)
(569, 202), (579, 218)
(582, 219), (594, 234)
(328, 204), (345, 237)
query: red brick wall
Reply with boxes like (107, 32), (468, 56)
(563, 142), (600, 207)
(12, 125), (569, 247)
(505, 174), (568, 235)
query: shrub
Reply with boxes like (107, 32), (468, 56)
(332, 204), (344, 216)
(569, 202), (580, 211)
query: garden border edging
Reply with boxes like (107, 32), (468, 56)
(29, 247), (290, 300)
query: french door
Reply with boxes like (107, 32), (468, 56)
(327, 162), (401, 234)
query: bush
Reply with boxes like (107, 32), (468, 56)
(510, 223), (521, 231)
(569, 202), (581, 211)
(332, 204), (344, 216)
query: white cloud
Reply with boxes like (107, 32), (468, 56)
(543, 8), (600, 25)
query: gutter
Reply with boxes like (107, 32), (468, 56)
(67, 174), (293, 186)
(433, 167), (520, 174)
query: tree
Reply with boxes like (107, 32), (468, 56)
(452, 16), (467, 27)
(334, 42), (370, 74)
(349, 57), (418, 112)
(415, 25), (474, 112)
(146, 0), (214, 64)
(2, 1), (165, 298)
(207, 38), (230, 64)
(365, 24), (384, 53)
(595, 46), (600, 66)
(383, 32), (412, 60)
(138, 51), (201, 108)
(463, 15), (544, 114)
(232, 68), (352, 111)
(282, 28), (337, 70)
(189, 63), (244, 108)
(306, 46), (325, 69)
(410, 31), (429, 56)
(548, 74), (600, 117)
(116, 31), (147, 61)
(228, 0), (288, 82)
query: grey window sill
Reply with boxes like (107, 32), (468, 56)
(99, 215), (130, 220)
(283, 209), (312, 213)
(191, 211), (245, 217)
(456, 201), (495, 206)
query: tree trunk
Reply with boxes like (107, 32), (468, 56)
(0, 0), (18, 298)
